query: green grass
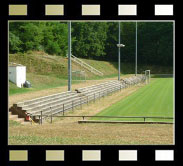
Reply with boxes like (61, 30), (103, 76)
(9, 120), (22, 127)
(8, 135), (97, 145)
(9, 52), (173, 95)
(9, 73), (83, 96)
(92, 78), (174, 122)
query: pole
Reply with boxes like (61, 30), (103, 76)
(135, 21), (138, 76)
(68, 21), (72, 91)
(51, 112), (52, 124)
(41, 111), (42, 125)
(118, 22), (121, 81)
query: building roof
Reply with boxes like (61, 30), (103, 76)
(9, 62), (25, 67)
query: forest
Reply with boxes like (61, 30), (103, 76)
(9, 21), (173, 66)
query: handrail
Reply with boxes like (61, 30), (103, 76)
(33, 115), (173, 119)
(27, 77), (147, 121)
(28, 87), (120, 116)
(28, 82), (143, 117)
(71, 55), (103, 74)
(31, 114), (173, 125)
(69, 54), (103, 76)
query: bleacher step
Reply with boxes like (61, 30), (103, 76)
(9, 76), (146, 124)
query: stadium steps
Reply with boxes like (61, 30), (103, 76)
(9, 111), (25, 123)
(70, 54), (103, 76)
(20, 93), (80, 113)
(10, 91), (81, 121)
(13, 91), (74, 107)
(9, 76), (146, 124)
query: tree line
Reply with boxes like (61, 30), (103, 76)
(9, 21), (173, 66)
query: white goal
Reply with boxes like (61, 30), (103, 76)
(145, 70), (151, 84)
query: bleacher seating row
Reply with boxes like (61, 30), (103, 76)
(9, 75), (146, 122)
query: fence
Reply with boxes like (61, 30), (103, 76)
(28, 84), (124, 119)
(72, 70), (86, 81)
(32, 114), (173, 125)
(27, 76), (147, 123)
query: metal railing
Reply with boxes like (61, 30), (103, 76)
(28, 78), (147, 123)
(28, 85), (123, 117)
(33, 114), (173, 125)
(70, 54), (103, 76)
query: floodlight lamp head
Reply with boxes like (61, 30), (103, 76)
(117, 44), (125, 48)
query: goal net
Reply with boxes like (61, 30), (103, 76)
(72, 70), (86, 81)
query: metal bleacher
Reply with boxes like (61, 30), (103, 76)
(9, 75), (146, 123)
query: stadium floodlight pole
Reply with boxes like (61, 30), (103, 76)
(118, 22), (121, 81)
(68, 21), (72, 91)
(135, 21), (138, 76)
(117, 22), (125, 81)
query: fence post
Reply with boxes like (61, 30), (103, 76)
(31, 116), (32, 125)
(63, 104), (64, 116)
(72, 100), (74, 111)
(120, 85), (121, 91)
(39, 116), (40, 125)
(51, 112), (53, 124)
(94, 93), (95, 103)
(87, 96), (89, 105)
(144, 117), (145, 122)
(80, 97), (82, 109)
(41, 111), (43, 125)
(50, 107), (52, 124)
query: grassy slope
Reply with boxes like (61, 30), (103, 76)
(92, 78), (173, 122)
(9, 52), (173, 95)
(9, 73), (73, 95)
(82, 59), (173, 74)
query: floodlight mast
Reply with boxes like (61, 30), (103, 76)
(135, 21), (138, 76)
(68, 21), (72, 91)
(118, 22), (121, 81)
(117, 22), (125, 81)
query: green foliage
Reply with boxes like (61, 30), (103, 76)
(72, 22), (108, 59)
(42, 22), (68, 56)
(45, 40), (61, 55)
(9, 32), (22, 53)
(9, 120), (22, 126)
(137, 22), (173, 66)
(9, 21), (173, 66)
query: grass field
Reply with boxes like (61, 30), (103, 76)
(92, 77), (174, 122)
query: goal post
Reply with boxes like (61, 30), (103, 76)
(145, 70), (151, 84)
(72, 70), (86, 81)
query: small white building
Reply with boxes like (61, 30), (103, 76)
(9, 63), (26, 88)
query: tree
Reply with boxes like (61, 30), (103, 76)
(9, 32), (22, 53)
(9, 21), (173, 66)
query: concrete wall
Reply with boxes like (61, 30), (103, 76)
(9, 66), (26, 88)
